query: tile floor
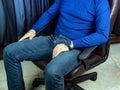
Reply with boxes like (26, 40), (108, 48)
(0, 43), (120, 90)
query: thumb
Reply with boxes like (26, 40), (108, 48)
(29, 35), (34, 40)
(19, 34), (30, 41)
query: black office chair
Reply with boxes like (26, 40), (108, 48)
(32, 0), (120, 89)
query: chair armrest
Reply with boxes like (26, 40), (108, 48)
(78, 46), (97, 70)
(78, 46), (97, 60)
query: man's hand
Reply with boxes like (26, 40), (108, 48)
(19, 29), (36, 41)
(52, 43), (69, 58)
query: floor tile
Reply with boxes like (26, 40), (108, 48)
(110, 43), (120, 56)
(24, 75), (45, 90)
(21, 61), (40, 77)
(0, 80), (8, 90)
(0, 60), (6, 80)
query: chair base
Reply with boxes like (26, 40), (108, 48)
(32, 72), (97, 90)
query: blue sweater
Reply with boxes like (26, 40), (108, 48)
(32, 0), (110, 48)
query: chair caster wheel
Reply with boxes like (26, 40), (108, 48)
(90, 76), (97, 81)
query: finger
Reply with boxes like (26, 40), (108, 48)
(52, 47), (61, 58)
(54, 51), (61, 58)
(53, 49), (66, 58)
(52, 50), (61, 58)
(29, 35), (34, 40)
(52, 48), (69, 58)
(52, 44), (69, 58)
(52, 49), (58, 58)
(19, 34), (30, 41)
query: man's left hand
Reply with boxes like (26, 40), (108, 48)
(52, 43), (69, 58)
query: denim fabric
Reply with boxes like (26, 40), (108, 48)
(3, 34), (81, 90)
(0, 0), (6, 44)
(14, 0), (25, 39)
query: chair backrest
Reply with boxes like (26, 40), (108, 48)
(109, 0), (120, 32)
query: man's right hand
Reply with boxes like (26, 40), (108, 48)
(19, 29), (36, 41)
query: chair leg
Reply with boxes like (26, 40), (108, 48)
(73, 72), (97, 83)
(32, 78), (84, 90)
(64, 72), (97, 90)
(32, 72), (97, 89)
(65, 80), (84, 90)
(71, 83), (85, 90)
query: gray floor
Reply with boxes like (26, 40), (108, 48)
(0, 43), (120, 90)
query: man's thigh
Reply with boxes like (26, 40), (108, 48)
(5, 35), (54, 61)
(45, 49), (81, 76)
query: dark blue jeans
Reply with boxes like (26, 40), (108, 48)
(3, 34), (81, 90)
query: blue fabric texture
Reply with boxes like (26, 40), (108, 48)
(32, 0), (110, 48)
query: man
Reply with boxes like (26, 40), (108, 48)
(3, 0), (110, 90)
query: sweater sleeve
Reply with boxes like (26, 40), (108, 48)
(73, 0), (110, 48)
(32, 0), (61, 32)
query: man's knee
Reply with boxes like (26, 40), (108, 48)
(3, 43), (20, 60)
(44, 64), (63, 80)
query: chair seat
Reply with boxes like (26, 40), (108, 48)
(33, 54), (102, 79)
